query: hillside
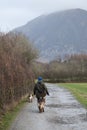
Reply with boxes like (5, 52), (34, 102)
(13, 8), (87, 62)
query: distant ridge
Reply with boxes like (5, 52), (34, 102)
(13, 8), (87, 62)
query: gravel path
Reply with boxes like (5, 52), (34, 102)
(9, 83), (87, 130)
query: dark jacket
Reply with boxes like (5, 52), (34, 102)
(34, 82), (49, 98)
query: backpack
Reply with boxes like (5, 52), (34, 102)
(36, 83), (46, 97)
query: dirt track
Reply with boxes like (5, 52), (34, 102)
(9, 83), (87, 130)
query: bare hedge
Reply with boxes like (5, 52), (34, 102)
(0, 32), (38, 113)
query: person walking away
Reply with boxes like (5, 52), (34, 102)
(33, 76), (49, 112)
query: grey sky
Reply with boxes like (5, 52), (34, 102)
(0, 0), (87, 32)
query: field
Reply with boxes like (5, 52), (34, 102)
(59, 83), (87, 108)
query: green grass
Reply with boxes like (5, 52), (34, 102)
(0, 100), (27, 130)
(59, 83), (87, 108)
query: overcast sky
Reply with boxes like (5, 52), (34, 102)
(0, 0), (87, 32)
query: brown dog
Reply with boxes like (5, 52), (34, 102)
(38, 97), (45, 113)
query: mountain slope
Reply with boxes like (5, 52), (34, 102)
(14, 8), (87, 62)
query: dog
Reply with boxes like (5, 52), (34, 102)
(28, 94), (33, 103)
(38, 97), (45, 113)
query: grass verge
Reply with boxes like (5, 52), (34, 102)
(59, 83), (87, 109)
(0, 100), (27, 130)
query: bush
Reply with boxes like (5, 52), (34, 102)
(0, 32), (38, 113)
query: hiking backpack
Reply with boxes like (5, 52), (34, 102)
(35, 83), (47, 97)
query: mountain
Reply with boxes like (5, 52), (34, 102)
(13, 8), (87, 62)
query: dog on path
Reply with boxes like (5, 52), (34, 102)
(38, 97), (45, 113)
(28, 94), (33, 103)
